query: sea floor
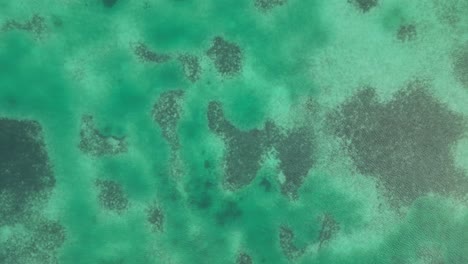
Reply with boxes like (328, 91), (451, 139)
(0, 0), (467, 263)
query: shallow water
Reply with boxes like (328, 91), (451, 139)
(0, 0), (467, 263)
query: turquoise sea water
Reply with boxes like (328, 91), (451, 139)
(0, 0), (467, 263)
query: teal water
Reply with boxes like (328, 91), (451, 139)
(0, 0), (467, 263)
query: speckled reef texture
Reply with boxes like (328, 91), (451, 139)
(0, 1), (467, 263)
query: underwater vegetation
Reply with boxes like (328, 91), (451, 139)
(0, 0), (467, 263)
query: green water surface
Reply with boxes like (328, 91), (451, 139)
(0, 0), (467, 263)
